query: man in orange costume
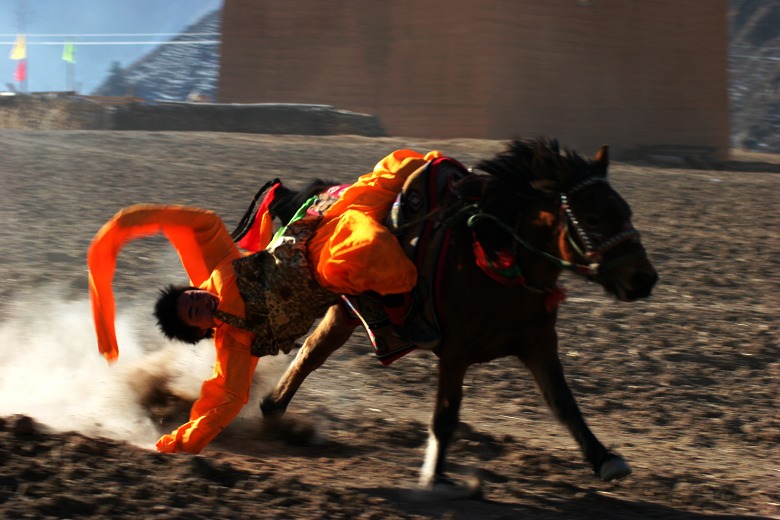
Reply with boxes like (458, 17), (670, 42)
(88, 149), (443, 454)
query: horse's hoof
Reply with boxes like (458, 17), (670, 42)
(415, 475), (482, 500)
(599, 456), (632, 481)
(260, 397), (285, 419)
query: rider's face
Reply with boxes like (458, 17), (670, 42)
(176, 290), (219, 331)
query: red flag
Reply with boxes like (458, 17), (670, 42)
(14, 60), (26, 82)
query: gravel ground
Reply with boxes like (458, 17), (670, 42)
(0, 130), (777, 519)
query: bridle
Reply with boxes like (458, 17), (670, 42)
(560, 177), (645, 276)
(464, 176), (646, 280)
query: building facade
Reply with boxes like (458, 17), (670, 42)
(218, 0), (729, 159)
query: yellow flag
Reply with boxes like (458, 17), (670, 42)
(63, 40), (76, 64)
(10, 34), (26, 60)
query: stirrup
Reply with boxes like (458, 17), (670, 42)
(371, 328), (417, 366)
(375, 343), (417, 366)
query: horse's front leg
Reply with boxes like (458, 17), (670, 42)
(261, 304), (356, 418)
(419, 356), (468, 489)
(519, 331), (631, 481)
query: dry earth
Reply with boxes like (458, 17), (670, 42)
(0, 130), (778, 519)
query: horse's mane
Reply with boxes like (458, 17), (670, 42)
(473, 138), (606, 196)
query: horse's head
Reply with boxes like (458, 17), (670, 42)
(472, 138), (657, 302)
(552, 145), (658, 301)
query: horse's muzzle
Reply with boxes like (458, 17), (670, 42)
(623, 269), (658, 301)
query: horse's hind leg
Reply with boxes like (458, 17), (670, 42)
(261, 304), (356, 418)
(520, 344), (631, 481)
(419, 357), (468, 489)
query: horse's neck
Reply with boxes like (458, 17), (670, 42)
(521, 248), (564, 291)
(515, 206), (566, 290)
(494, 204), (562, 292)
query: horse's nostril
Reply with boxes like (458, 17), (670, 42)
(631, 271), (658, 291)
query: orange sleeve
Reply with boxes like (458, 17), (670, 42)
(156, 327), (258, 454)
(87, 204), (238, 363)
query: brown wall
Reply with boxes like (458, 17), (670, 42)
(218, 0), (730, 159)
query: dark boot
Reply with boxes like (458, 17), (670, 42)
(395, 282), (440, 349)
(345, 292), (416, 365)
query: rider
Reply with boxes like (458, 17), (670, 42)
(87, 149), (443, 454)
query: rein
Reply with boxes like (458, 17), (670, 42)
(464, 176), (644, 281)
(466, 210), (596, 276)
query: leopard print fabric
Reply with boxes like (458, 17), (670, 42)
(229, 200), (341, 357)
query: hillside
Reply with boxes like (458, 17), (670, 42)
(729, 0), (780, 152)
(92, 10), (221, 101)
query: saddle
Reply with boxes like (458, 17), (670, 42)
(341, 157), (470, 357)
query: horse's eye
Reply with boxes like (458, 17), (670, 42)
(583, 215), (601, 228)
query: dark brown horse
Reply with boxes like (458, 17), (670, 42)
(257, 138), (658, 490)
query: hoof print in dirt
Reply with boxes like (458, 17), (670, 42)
(261, 416), (321, 446)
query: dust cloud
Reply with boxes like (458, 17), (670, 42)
(0, 286), (291, 449)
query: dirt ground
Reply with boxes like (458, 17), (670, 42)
(0, 130), (777, 519)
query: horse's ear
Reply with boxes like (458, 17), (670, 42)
(594, 145), (609, 176)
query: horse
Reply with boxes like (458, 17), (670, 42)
(253, 138), (658, 490)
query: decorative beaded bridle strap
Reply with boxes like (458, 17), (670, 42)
(560, 177), (643, 269)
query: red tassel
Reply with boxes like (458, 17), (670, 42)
(472, 239), (525, 286)
(545, 286), (567, 312)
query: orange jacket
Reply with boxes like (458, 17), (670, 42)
(87, 149), (441, 454)
(88, 205), (259, 453)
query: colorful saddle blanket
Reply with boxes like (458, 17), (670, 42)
(385, 157), (470, 343)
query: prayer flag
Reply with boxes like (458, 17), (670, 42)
(10, 35), (26, 60)
(62, 40), (76, 64)
(14, 60), (26, 82)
